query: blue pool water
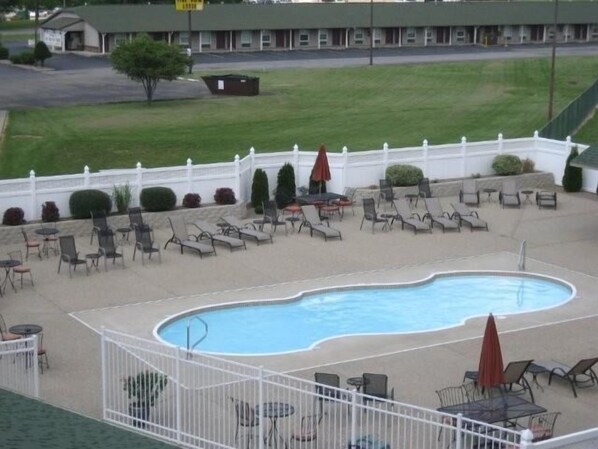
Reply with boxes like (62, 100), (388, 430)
(157, 273), (573, 356)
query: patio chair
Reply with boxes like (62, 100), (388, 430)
(57, 235), (89, 278)
(128, 207), (152, 233)
(536, 191), (557, 209)
(164, 216), (216, 258)
(360, 198), (390, 233)
(415, 177), (432, 207)
(7, 250), (33, 288)
(459, 179), (480, 206)
(348, 435), (391, 449)
(192, 220), (246, 252)
(435, 386), (467, 441)
(332, 187), (357, 217)
(532, 358), (598, 397)
(423, 197), (460, 233)
(527, 412), (560, 442)
(290, 414), (321, 447)
(230, 398), (259, 449)
(463, 359), (535, 403)
(378, 179), (395, 209)
(299, 205), (342, 241)
(90, 210), (112, 244)
(254, 200), (288, 235)
(97, 229), (125, 270)
(0, 314), (21, 341)
(314, 372), (346, 415)
(451, 203), (489, 231)
(390, 199), (431, 234)
(499, 180), (521, 208)
(220, 215), (273, 245)
(21, 228), (41, 261)
(461, 380), (487, 402)
(362, 373), (395, 405)
(133, 225), (161, 265)
(37, 332), (49, 374)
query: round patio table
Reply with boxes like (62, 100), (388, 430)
(9, 324), (43, 337)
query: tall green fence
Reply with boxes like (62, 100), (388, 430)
(540, 77), (598, 140)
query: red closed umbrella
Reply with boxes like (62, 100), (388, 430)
(311, 144), (331, 193)
(477, 314), (505, 388)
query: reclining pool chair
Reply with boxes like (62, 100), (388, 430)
(391, 199), (431, 234)
(133, 225), (161, 265)
(299, 205), (342, 241)
(220, 215), (273, 245)
(165, 216), (216, 258)
(192, 219), (246, 252)
(360, 198), (390, 233)
(423, 197), (460, 233)
(459, 179), (480, 206)
(451, 203), (488, 231)
(463, 359), (535, 402)
(531, 358), (598, 397)
(499, 180), (521, 208)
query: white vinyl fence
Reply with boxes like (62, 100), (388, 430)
(102, 329), (540, 449)
(0, 336), (39, 398)
(0, 132), (593, 222)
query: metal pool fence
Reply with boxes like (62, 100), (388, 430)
(0, 336), (39, 398)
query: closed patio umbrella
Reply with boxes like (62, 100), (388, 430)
(311, 144), (331, 193)
(477, 314), (505, 388)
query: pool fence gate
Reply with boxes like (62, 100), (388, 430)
(0, 336), (39, 399)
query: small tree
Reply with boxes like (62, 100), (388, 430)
(251, 168), (269, 214)
(562, 146), (582, 192)
(33, 41), (51, 67)
(110, 34), (190, 104)
(275, 163), (296, 208)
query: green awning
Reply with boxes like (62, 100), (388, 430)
(571, 145), (598, 169)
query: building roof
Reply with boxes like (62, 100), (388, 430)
(571, 145), (598, 169)
(43, 1), (598, 33)
(42, 17), (84, 30)
(0, 388), (176, 449)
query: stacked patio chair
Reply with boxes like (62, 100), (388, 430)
(299, 205), (342, 241)
(451, 203), (489, 231)
(499, 180), (521, 208)
(423, 197), (460, 233)
(220, 215), (273, 245)
(360, 198), (390, 233)
(58, 235), (89, 278)
(90, 210), (112, 244)
(459, 179), (480, 206)
(97, 229), (125, 270)
(415, 178), (432, 206)
(390, 199), (431, 234)
(133, 225), (161, 265)
(192, 220), (246, 252)
(164, 216), (216, 258)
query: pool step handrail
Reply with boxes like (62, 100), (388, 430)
(186, 316), (208, 356)
(518, 240), (527, 271)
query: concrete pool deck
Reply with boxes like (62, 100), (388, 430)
(2, 189), (598, 437)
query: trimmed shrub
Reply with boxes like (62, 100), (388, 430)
(521, 158), (535, 174)
(10, 51), (35, 65)
(214, 187), (236, 205)
(140, 187), (177, 212)
(251, 169), (269, 214)
(112, 183), (132, 214)
(33, 41), (52, 66)
(182, 193), (201, 208)
(0, 44), (8, 60)
(41, 201), (60, 222)
(69, 189), (112, 219)
(562, 146), (582, 192)
(2, 207), (25, 226)
(275, 163), (296, 208)
(385, 164), (424, 186)
(492, 154), (522, 176)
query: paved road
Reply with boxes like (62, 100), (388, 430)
(1, 43), (598, 109)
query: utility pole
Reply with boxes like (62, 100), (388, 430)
(547, 0), (559, 120)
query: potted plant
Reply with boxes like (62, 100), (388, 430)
(123, 370), (168, 427)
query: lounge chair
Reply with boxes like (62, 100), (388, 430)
(192, 219), (246, 252)
(299, 205), (342, 241)
(451, 203), (488, 231)
(415, 177), (432, 206)
(459, 179), (480, 206)
(90, 210), (112, 244)
(97, 229), (125, 270)
(254, 200), (288, 235)
(362, 373), (395, 405)
(378, 179), (395, 209)
(499, 180), (521, 208)
(423, 197), (460, 233)
(536, 191), (557, 209)
(360, 198), (390, 233)
(133, 225), (161, 265)
(164, 216), (216, 258)
(57, 235), (89, 278)
(390, 199), (431, 234)
(221, 215), (273, 245)
(463, 360), (535, 402)
(531, 358), (598, 397)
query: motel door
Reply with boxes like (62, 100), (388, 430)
(436, 27), (450, 44)
(216, 31), (227, 49)
(332, 29), (345, 46)
(276, 31), (286, 48)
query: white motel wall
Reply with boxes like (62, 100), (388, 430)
(0, 132), (594, 222)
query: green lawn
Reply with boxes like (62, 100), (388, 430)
(575, 114), (598, 145)
(2, 56), (598, 178)
(0, 32), (34, 42)
(0, 20), (33, 30)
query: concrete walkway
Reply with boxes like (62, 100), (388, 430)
(2, 190), (598, 438)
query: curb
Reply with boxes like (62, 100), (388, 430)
(0, 60), (55, 72)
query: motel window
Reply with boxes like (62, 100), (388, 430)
(373, 28), (381, 44)
(319, 30), (328, 46)
(456, 29), (465, 43)
(354, 29), (364, 45)
(262, 31), (271, 47)
(200, 31), (211, 48)
(406, 28), (416, 44)
(299, 30), (309, 46)
(179, 32), (189, 46)
(425, 29), (432, 43)
(114, 33), (126, 47)
(241, 31), (252, 48)
(592, 26), (598, 38)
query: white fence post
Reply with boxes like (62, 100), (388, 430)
(234, 154), (241, 201)
(258, 366), (264, 449)
(175, 347), (182, 444)
(100, 327), (107, 420)
(136, 162), (143, 206)
(533, 130), (539, 151)
(83, 165), (90, 188)
(455, 413), (463, 449)
(249, 147), (256, 181)
(519, 429), (534, 449)
(33, 334), (40, 398)
(342, 146), (348, 192)
(186, 158), (193, 194)
(29, 170), (36, 221)
(293, 144), (299, 192)
(422, 139), (429, 176)
(498, 133), (503, 154)
(382, 142), (389, 174)
(350, 390), (358, 447)
(461, 136), (467, 177)
(566, 135), (572, 154)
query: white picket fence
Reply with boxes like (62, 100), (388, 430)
(99, 329), (598, 449)
(0, 132), (593, 222)
(0, 336), (39, 398)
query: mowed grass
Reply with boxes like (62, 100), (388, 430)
(575, 114), (598, 145)
(2, 56), (598, 178)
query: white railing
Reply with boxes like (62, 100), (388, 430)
(102, 329), (526, 449)
(0, 336), (39, 398)
(0, 132), (591, 222)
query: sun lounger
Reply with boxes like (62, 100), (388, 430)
(192, 219), (247, 251)
(531, 358), (598, 397)
(164, 216), (216, 258)
(391, 199), (431, 234)
(451, 203), (488, 231)
(221, 215), (273, 245)
(299, 205), (342, 241)
(423, 197), (460, 233)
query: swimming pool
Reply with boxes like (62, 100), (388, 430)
(156, 271), (574, 356)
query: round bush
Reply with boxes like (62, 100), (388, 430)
(385, 164), (424, 186)
(42, 201), (60, 222)
(0, 45), (9, 60)
(492, 154), (522, 176)
(182, 193), (201, 208)
(2, 207), (25, 226)
(140, 187), (177, 212)
(214, 187), (236, 205)
(69, 189), (112, 219)
(10, 51), (35, 65)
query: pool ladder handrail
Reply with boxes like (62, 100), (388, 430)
(518, 240), (526, 271)
(186, 316), (208, 357)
